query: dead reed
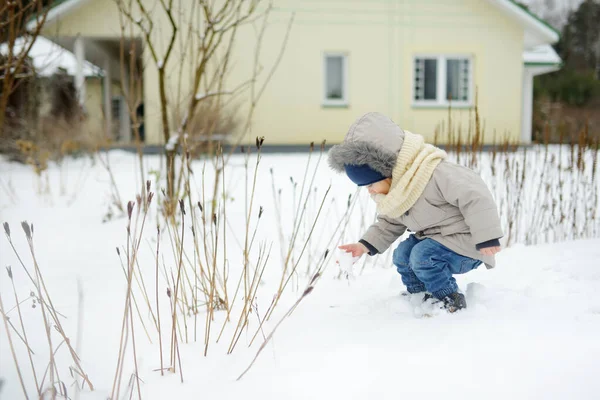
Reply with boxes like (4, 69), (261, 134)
(1, 222), (93, 399)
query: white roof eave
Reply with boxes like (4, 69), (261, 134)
(523, 44), (562, 76)
(486, 0), (560, 47)
(26, 0), (92, 31)
(0, 36), (103, 78)
(523, 44), (562, 65)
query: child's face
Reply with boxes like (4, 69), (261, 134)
(367, 178), (391, 195)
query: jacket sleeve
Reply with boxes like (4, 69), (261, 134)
(360, 215), (407, 255)
(434, 164), (504, 244)
(476, 238), (501, 250)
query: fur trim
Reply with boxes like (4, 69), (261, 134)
(327, 140), (397, 177)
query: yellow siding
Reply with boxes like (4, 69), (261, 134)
(42, 0), (124, 37)
(43, 0), (525, 145)
(234, 0), (525, 145)
(83, 80), (127, 140)
(84, 78), (104, 136)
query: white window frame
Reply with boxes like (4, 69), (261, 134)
(323, 52), (348, 107)
(412, 54), (474, 108)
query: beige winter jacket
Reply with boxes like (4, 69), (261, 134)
(328, 113), (503, 268)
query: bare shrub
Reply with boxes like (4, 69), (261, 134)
(1, 69), (106, 168)
(114, 0), (294, 214)
(47, 69), (80, 123)
(181, 99), (239, 157)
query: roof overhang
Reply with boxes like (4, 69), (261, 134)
(0, 36), (103, 77)
(26, 0), (93, 31)
(486, 0), (560, 48)
(523, 44), (562, 75)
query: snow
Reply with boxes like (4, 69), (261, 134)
(0, 36), (103, 77)
(523, 44), (562, 65)
(1, 151), (600, 400)
(336, 250), (359, 276)
(165, 134), (179, 151)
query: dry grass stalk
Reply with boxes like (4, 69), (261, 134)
(237, 268), (324, 382)
(228, 242), (272, 353)
(2, 222), (94, 399)
(111, 202), (135, 399)
(226, 140), (266, 354)
(6, 266), (41, 396)
(169, 200), (185, 367)
(111, 187), (153, 399)
(115, 248), (153, 343)
(0, 290), (29, 399)
(248, 185), (333, 347)
(155, 225), (164, 376)
(203, 148), (226, 356)
(259, 143), (328, 323)
(98, 151), (125, 218)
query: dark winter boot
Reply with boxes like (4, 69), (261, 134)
(441, 292), (467, 313)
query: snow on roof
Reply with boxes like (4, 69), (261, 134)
(0, 36), (103, 78)
(523, 44), (562, 65)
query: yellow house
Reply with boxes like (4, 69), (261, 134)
(31, 0), (561, 148)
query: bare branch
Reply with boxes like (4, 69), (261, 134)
(115, 0), (159, 62)
(158, 0), (178, 65)
(0, 0), (51, 134)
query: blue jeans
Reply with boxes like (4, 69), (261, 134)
(392, 235), (481, 299)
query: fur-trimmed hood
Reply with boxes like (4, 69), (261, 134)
(327, 113), (405, 178)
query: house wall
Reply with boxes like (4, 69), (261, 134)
(84, 79), (125, 140)
(42, 0), (525, 146)
(235, 0), (525, 145)
(84, 78), (104, 136)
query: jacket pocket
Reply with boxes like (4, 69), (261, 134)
(411, 200), (446, 230)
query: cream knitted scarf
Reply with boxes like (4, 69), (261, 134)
(372, 131), (447, 218)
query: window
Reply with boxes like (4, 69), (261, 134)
(323, 53), (348, 106)
(413, 55), (472, 106)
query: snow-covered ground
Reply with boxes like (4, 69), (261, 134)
(1, 151), (600, 400)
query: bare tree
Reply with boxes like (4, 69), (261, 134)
(114, 0), (293, 210)
(0, 0), (50, 135)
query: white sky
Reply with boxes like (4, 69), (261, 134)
(520, 0), (585, 28)
(521, 0), (584, 9)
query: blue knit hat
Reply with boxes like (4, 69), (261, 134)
(344, 164), (387, 186)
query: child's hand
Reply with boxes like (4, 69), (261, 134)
(480, 246), (501, 256)
(338, 243), (368, 257)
